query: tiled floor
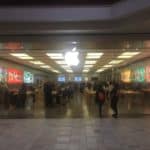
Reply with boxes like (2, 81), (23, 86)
(0, 118), (150, 150)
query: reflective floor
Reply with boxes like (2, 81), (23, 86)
(0, 91), (150, 119)
(0, 119), (150, 150)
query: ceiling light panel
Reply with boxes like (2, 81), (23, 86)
(87, 53), (103, 56)
(117, 55), (133, 59)
(103, 65), (113, 68)
(84, 65), (93, 68)
(109, 60), (124, 64)
(96, 69), (105, 73)
(66, 70), (73, 73)
(10, 53), (34, 60)
(46, 53), (63, 57)
(10, 53), (29, 57)
(83, 69), (89, 72)
(56, 61), (67, 65)
(30, 61), (44, 65)
(40, 65), (51, 68)
(86, 55), (101, 59)
(85, 60), (97, 64)
(121, 52), (140, 56)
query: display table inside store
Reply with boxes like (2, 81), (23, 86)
(142, 89), (150, 93)
(120, 90), (142, 95)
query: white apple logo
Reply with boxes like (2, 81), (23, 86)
(65, 51), (79, 66)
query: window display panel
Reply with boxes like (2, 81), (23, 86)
(74, 76), (82, 82)
(134, 67), (145, 82)
(121, 70), (131, 83)
(58, 76), (65, 82)
(145, 65), (150, 82)
(7, 68), (23, 84)
(0, 67), (7, 82)
(24, 71), (34, 83)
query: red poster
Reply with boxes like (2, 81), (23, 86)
(7, 69), (23, 84)
(145, 66), (150, 82)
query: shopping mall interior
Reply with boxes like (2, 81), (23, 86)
(0, 0), (150, 150)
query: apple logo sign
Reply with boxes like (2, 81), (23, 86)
(65, 51), (79, 66)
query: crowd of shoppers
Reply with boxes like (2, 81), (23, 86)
(0, 82), (36, 110)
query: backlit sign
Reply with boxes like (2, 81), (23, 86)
(145, 66), (150, 82)
(121, 70), (131, 83)
(7, 68), (23, 84)
(24, 71), (34, 83)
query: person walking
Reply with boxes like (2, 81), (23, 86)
(96, 84), (105, 117)
(110, 82), (119, 118)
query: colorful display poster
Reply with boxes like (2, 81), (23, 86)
(134, 67), (145, 82)
(121, 70), (131, 83)
(74, 76), (82, 82)
(7, 68), (23, 84)
(0, 67), (7, 82)
(145, 66), (150, 82)
(24, 71), (34, 83)
(58, 76), (65, 82)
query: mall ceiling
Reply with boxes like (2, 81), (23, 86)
(0, 0), (121, 6)
(0, 0), (150, 74)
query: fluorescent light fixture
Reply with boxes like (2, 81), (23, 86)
(96, 69), (105, 73)
(50, 56), (64, 59)
(86, 55), (101, 59)
(10, 53), (34, 60)
(121, 52), (140, 56)
(51, 70), (60, 73)
(109, 60), (124, 64)
(56, 61), (67, 64)
(118, 52), (141, 59)
(85, 60), (96, 65)
(84, 65), (93, 68)
(19, 56), (34, 60)
(83, 69), (89, 72)
(87, 53), (103, 56)
(10, 53), (29, 57)
(103, 65), (113, 68)
(40, 65), (51, 68)
(46, 53), (63, 57)
(30, 61), (44, 65)
(72, 47), (77, 52)
(118, 55), (133, 59)
(66, 70), (73, 73)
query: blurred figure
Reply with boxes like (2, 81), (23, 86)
(18, 83), (27, 108)
(95, 84), (105, 117)
(110, 82), (119, 118)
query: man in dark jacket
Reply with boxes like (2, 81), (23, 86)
(95, 84), (105, 117)
(110, 82), (119, 118)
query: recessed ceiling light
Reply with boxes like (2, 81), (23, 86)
(103, 65), (113, 68)
(84, 65), (93, 68)
(66, 70), (73, 73)
(117, 55), (133, 59)
(10, 53), (28, 57)
(40, 65), (51, 68)
(51, 69), (60, 73)
(30, 61), (44, 65)
(56, 61), (67, 65)
(46, 53), (63, 57)
(50, 56), (64, 59)
(85, 60), (96, 65)
(10, 53), (34, 60)
(118, 52), (141, 59)
(86, 55), (101, 59)
(121, 52), (140, 56)
(96, 69), (105, 73)
(109, 60), (124, 64)
(87, 53), (103, 56)
(83, 70), (89, 72)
